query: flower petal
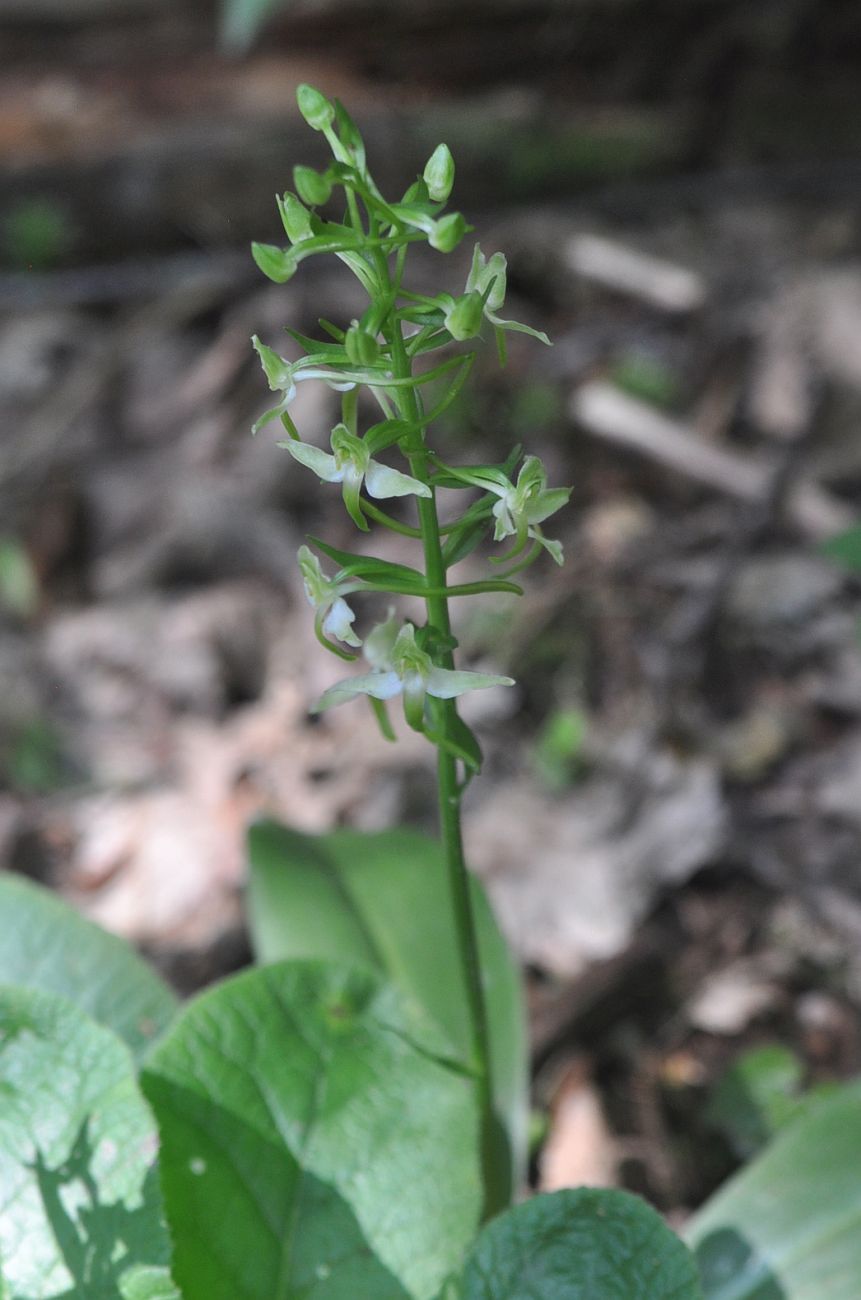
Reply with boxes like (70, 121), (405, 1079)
(492, 498), (516, 541)
(281, 441), (343, 483)
(425, 667), (514, 699)
(322, 597), (362, 647)
(315, 670), (402, 711)
(485, 312), (551, 346)
(365, 460), (432, 500)
(525, 487), (571, 525)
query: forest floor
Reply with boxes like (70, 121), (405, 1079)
(3, 12), (861, 1216)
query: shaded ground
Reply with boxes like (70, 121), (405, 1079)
(2, 2), (861, 1216)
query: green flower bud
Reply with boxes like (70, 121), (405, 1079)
(251, 242), (296, 284)
(444, 292), (483, 341)
(345, 321), (380, 366)
(423, 143), (455, 202)
(429, 211), (466, 253)
(294, 165), (332, 207)
(276, 192), (314, 244)
(296, 83), (335, 132)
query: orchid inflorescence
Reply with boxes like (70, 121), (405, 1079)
(252, 83), (568, 770)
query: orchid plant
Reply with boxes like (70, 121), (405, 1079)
(250, 82), (568, 1213)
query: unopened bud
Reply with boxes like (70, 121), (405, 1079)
(251, 336), (292, 390)
(251, 242), (296, 285)
(277, 192), (313, 244)
(345, 322), (380, 366)
(444, 292), (483, 341)
(296, 84), (335, 132)
(429, 212), (466, 253)
(293, 165), (332, 207)
(423, 144), (455, 202)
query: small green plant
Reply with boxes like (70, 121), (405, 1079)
(4, 87), (861, 1300)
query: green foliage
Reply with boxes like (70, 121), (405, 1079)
(142, 960), (481, 1300)
(821, 524), (861, 572)
(8, 83), (838, 1300)
(0, 537), (39, 619)
(609, 352), (680, 408)
(706, 1045), (806, 1159)
(4, 717), (66, 793)
(0, 984), (175, 1299)
(0, 874), (177, 1062)
(2, 198), (73, 270)
(461, 1188), (703, 1298)
(246, 820), (528, 1203)
(688, 1080), (861, 1298)
(533, 705), (589, 790)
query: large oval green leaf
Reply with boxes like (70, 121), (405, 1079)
(461, 1188), (703, 1299)
(246, 821), (527, 1204)
(0, 984), (176, 1299)
(686, 1080), (861, 1299)
(0, 873), (177, 1062)
(142, 959), (481, 1300)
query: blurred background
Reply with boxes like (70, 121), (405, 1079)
(3, 0), (861, 1214)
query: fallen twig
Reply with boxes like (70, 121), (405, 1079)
(571, 381), (852, 539)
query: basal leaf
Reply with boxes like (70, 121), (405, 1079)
(0, 873), (177, 1062)
(461, 1188), (703, 1299)
(142, 960), (481, 1300)
(0, 984), (175, 1299)
(687, 1080), (861, 1299)
(246, 821), (527, 1205)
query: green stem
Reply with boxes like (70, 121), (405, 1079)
(386, 312), (501, 1217)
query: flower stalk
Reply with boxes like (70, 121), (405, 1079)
(252, 84), (568, 1216)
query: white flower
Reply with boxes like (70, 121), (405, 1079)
(280, 423), (431, 530)
(297, 546), (362, 649)
(488, 455), (570, 565)
(465, 245), (551, 345)
(251, 336), (356, 435)
(316, 615), (513, 729)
